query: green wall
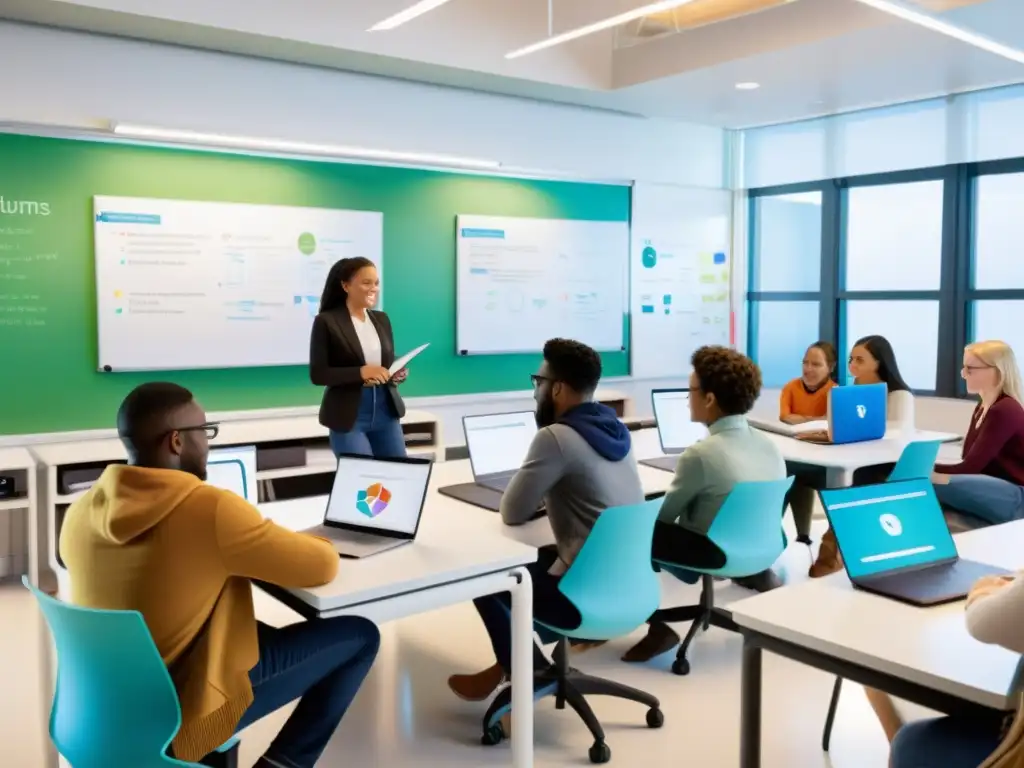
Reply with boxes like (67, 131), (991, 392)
(0, 133), (630, 435)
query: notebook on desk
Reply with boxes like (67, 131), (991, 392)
(302, 454), (432, 558)
(639, 389), (708, 472)
(821, 478), (1007, 606)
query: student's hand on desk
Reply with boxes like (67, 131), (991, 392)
(966, 574), (1015, 607)
(392, 368), (408, 385)
(360, 365), (391, 386)
(796, 430), (829, 443)
(782, 415), (809, 425)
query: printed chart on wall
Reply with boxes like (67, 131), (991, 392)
(630, 183), (732, 378)
(455, 214), (628, 355)
(93, 196), (382, 371)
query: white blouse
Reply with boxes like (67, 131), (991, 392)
(351, 314), (382, 367)
(887, 389), (915, 435)
(966, 575), (1024, 654)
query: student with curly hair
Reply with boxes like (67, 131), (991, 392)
(623, 346), (787, 663)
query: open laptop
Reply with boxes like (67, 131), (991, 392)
(438, 411), (539, 512)
(798, 383), (887, 445)
(820, 478), (1007, 606)
(303, 454), (432, 558)
(640, 389), (708, 472)
(207, 445), (258, 503)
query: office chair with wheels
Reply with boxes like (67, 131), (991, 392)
(480, 499), (665, 764)
(23, 577), (240, 768)
(821, 439), (942, 751)
(651, 477), (794, 676)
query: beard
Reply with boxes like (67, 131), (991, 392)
(180, 453), (208, 482)
(535, 395), (557, 429)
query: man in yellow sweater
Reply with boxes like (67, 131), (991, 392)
(60, 382), (380, 768)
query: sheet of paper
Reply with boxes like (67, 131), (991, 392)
(389, 343), (429, 375)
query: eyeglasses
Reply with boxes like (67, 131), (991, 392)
(169, 422), (220, 440)
(962, 365), (994, 374)
(530, 374), (553, 388)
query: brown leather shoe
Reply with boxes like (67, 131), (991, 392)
(621, 622), (681, 663)
(809, 528), (844, 578)
(447, 663), (506, 702)
(570, 639), (608, 653)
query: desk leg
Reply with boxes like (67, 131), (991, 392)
(740, 638), (762, 768)
(509, 566), (534, 768)
(826, 468), (854, 488)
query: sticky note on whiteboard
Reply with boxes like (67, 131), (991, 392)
(713, 252), (726, 265)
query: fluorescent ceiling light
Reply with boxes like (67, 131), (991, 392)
(110, 123), (501, 170)
(735, 82), (761, 90)
(369, 0), (455, 31)
(850, 0), (1024, 65)
(506, 0), (700, 59)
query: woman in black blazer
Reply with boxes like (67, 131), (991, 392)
(309, 257), (408, 458)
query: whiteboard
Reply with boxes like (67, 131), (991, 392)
(630, 183), (732, 378)
(455, 215), (628, 355)
(93, 196), (383, 371)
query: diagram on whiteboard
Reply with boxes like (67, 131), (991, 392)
(456, 215), (628, 354)
(93, 196), (383, 371)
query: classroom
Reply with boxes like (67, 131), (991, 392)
(2, 2), (1024, 767)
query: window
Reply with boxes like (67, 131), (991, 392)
(973, 173), (1024, 289)
(843, 300), (940, 391)
(750, 302), (820, 388)
(751, 192), (822, 292)
(844, 181), (944, 291)
(972, 302), (1024, 359)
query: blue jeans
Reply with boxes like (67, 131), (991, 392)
(890, 715), (1002, 768)
(218, 617), (380, 768)
(934, 474), (1024, 526)
(329, 387), (407, 459)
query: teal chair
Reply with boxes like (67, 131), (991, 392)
(480, 499), (665, 764)
(651, 477), (795, 676)
(821, 439), (942, 751)
(23, 577), (240, 768)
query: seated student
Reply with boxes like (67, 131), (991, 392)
(933, 340), (1024, 526)
(59, 383), (380, 768)
(447, 338), (644, 703)
(623, 346), (787, 663)
(780, 341), (837, 543)
(810, 334), (915, 577)
(885, 572), (1024, 768)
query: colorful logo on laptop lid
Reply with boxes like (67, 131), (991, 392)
(356, 482), (391, 518)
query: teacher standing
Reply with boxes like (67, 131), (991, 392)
(310, 257), (408, 458)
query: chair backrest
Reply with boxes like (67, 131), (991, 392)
(704, 477), (795, 577)
(557, 499), (663, 640)
(888, 440), (942, 482)
(23, 577), (193, 768)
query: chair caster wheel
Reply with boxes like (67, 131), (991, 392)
(646, 707), (664, 728)
(589, 740), (611, 764)
(481, 724), (504, 746)
(671, 658), (690, 676)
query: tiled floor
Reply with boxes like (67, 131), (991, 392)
(1, 521), (897, 767)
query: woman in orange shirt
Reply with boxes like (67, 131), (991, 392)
(780, 341), (837, 543)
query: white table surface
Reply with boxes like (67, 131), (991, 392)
(730, 521), (1024, 710)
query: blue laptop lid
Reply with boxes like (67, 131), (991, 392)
(829, 382), (887, 444)
(820, 478), (957, 580)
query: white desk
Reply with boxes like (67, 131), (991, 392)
(629, 427), (961, 487)
(730, 521), (1024, 768)
(0, 447), (38, 585)
(256, 494), (539, 768)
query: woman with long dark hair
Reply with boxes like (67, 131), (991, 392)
(309, 257), (408, 458)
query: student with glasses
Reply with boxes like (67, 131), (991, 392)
(59, 383), (380, 768)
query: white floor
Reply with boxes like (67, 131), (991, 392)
(1, 521), (898, 767)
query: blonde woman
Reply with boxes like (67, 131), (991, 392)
(933, 340), (1024, 526)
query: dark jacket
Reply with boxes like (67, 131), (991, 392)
(309, 308), (406, 432)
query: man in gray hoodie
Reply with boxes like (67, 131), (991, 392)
(447, 338), (644, 702)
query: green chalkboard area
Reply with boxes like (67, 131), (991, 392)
(0, 133), (630, 435)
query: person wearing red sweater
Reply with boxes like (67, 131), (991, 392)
(933, 340), (1024, 526)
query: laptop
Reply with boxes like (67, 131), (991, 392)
(798, 383), (887, 445)
(820, 478), (1007, 606)
(438, 411), (541, 512)
(207, 445), (258, 504)
(303, 454), (432, 558)
(640, 389), (708, 472)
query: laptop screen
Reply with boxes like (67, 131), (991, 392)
(464, 411), (537, 478)
(207, 445), (258, 504)
(652, 389), (707, 453)
(326, 456), (431, 534)
(820, 479), (957, 580)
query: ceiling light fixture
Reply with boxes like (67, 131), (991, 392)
(850, 0), (1024, 65)
(110, 123), (501, 170)
(735, 82), (761, 90)
(506, 0), (700, 59)
(369, 0), (457, 32)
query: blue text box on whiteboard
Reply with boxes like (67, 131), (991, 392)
(455, 214), (628, 355)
